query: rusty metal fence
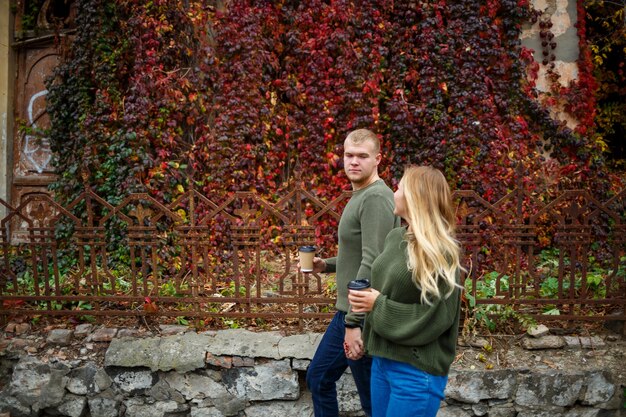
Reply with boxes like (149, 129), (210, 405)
(1, 174), (625, 330)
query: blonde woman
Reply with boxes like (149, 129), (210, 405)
(347, 165), (463, 417)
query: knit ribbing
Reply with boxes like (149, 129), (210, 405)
(363, 227), (461, 376)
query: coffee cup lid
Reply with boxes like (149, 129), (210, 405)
(347, 278), (370, 290)
(299, 245), (316, 252)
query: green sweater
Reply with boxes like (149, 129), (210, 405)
(363, 227), (461, 376)
(325, 179), (399, 326)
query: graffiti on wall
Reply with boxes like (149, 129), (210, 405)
(20, 89), (51, 174)
(14, 51), (57, 177)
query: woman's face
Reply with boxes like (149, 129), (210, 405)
(394, 180), (407, 220)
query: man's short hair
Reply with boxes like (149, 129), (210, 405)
(345, 129), (380, 153)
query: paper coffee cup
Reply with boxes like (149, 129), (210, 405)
(298, 245), (316, 272)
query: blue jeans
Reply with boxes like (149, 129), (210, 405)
(306, 311), (372, 417)
(370, 356), (447, 417)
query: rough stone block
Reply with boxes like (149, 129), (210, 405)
(232, 356), (254, 367)
(66, 362), (100, 395)
(336, 371), (364, 414)
(88, 397), (121, 417)
(0, 393), (31, 417)
(90, 327), (118, 342)
(292, 358), (310, 371)
(201, 329), (282, 358)
(224, 359), (299, 401)
(164, 370), (229, 402)
(189, 406), (227, 417)
(74, 324), (94, 338)
(521, 335), (565, 350)
(487, 405), (517, 417)
(445, 370), (517, 404)
(14, 323), (31, 335)
(436, 405), (472, 417)
(582, 371), (616, 406)
(159, 325), (189, 336)
(205, 353), (233, 369)
(106, 334), (209, 372)
(515, 406), (565, 417)
(158, 334), (213, 372)
(117, 328), (141, 338)
(56, 394), (87, 417)
(0, 339), (10, 352)
(527, 324), (550, 338)
(563, 336), (606, 349)
(516, 371), (584, 407)
(245, 391), (314, 417)
(124, 397), (187, 417)
(277, 333), (321, 359)
(37, 368), (69, 411)
(47, 329), (73, 346)
(472, 402), (490, 416)
(9, 357), (54, 406)
(109, 368), (155, 394)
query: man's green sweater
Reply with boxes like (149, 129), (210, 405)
(325, 179), (399, 327)
(363, 227), (461, 376)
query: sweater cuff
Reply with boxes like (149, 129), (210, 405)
(323, 257), (337, 273)
(370, 294), (386, 327)
(345, 311), (365, 328)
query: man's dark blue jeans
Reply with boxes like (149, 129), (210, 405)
(306, 311), (372, 417)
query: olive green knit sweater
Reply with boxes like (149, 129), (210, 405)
(324, 179), (399, 326)
(363, 227), (461, 376)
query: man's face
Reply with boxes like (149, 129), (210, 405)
(343, 139), (381, 188)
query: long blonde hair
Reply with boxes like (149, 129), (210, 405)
(401, 166), (462, 304)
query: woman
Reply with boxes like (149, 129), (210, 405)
(347, 165), (463, 417)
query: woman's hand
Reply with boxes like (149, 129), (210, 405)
(348, 288), (380, 313)
(344, 327), (364, 360)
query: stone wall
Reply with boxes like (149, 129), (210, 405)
(0, 325), (624, 417)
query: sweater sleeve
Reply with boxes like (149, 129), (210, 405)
(368, 288), (460, 346)
(324, 257), (337, 273)
(346, 191), (397, 325)
(355, 192), (396, 280)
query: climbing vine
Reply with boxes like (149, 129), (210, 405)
(583, 0), (626, 173)
(45, 0), (613, 236)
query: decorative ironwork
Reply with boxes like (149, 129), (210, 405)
(0, 178), (624, 330)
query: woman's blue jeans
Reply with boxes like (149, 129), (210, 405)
(370, 356), (447, 417)
(306, 311), (372, 417)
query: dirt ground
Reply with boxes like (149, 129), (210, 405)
(454, 331), (626, 376)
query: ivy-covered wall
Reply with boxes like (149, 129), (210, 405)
(44, 0), (616, 211)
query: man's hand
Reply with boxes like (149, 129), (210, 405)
(348, 288), (380, 313)
(299, 257), (326, 274)
(344, 327), (365, 360)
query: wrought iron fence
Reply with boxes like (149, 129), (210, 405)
(1, 173), (624, 330)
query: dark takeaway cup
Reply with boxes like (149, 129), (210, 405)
(347, 278), (371, 316)
(347, 278), (371, 291)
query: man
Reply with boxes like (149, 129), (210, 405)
(305, 129), (400, 417)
